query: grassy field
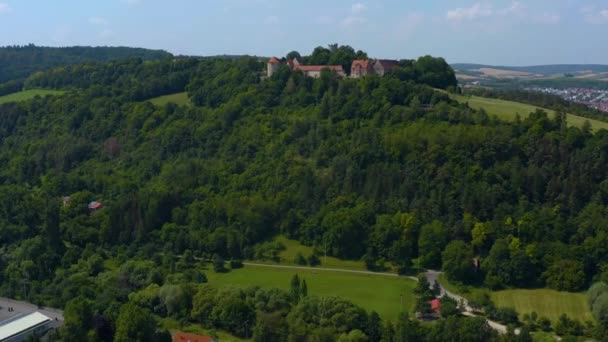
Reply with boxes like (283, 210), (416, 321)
(148, 92), (191, 107)
(493, 289), (592, 322)
(450, 94), (608, 131)
(438, 274), (592, 322)
(274, 236), (366, 271)
(0, 89), (65, 104)
(207, 264), (416, 322)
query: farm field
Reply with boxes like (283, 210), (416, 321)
(0, 89), (65, 104)
(148, 92), (191, 107)
(493, 289), (592, 322)
(450, 94), (608, 131)
(438, 275), (592, 322)
(207, 264), (417, 322)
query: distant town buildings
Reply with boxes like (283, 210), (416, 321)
(267, 57), (400, 78)
(528, 87), (608, 113)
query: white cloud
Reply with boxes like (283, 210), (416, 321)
(581, 6), (608, 24)
(0, 2), (11, 14)
(89, 17), (107, 25)
(537, 13), (560, 25)
(351, 3), (366, 14)
(447, 3), (493, 21)
(342, 2), (368, 29)
(498, 1), (527, 16)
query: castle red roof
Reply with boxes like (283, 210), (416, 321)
(352, 59), (371, 69)
(268, 57), (281, 64)
(173, 332), (213, 342)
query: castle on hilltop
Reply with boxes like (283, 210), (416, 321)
(267, 57), (400, 79)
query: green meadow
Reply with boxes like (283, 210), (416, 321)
(0, 89), (65, 104)
(148, 92), (191, 107)
(207, 264), (417, 322)
(274, 236), (367, 271)
(439, 274), (592, 322)
(492, 289), (592, 322)
(450, 94), (608, 131)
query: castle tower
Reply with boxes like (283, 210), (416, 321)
(267, 57), (281, 77)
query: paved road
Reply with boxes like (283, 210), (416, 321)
(424, 270), (517, 335)
(0, 297), (64, 323)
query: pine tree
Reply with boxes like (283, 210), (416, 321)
(301, 279), (308, 298)
(290, 274), (301, 303)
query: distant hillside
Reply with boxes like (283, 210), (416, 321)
(453, 63), (608, 77)
(0, 44), (172, 83)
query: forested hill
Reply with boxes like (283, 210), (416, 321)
(0, 44), (172, 83)
(2, 47), (608, 339)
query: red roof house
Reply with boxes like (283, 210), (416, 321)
(430, 299), (441, 313)
(88, 201), (103, 211)
(268, 57), (281, 64)
(172, 332), (214, 342)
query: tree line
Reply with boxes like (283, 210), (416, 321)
(0, 47), (607, 339)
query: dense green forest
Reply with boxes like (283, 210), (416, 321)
(0, 44), (172, 84)
(1, 44), (608, 340)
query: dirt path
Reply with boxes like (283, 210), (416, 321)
(242, 262), (418, 281)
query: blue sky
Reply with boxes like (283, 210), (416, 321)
(0, 0), (607, 65)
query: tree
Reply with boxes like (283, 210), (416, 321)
(213, 255), (226, 273)
(294, 252), (307, 265)
(440, 296), (459, 317)
(290, 274), (301, 303)
(308, 253), (321, 266)
(114, 303), (165, 342)
(301, 279), (308, 298)
(366, 311), (382, 342)
(286, 51), (302, 62)
(441, 240), (475, 284)
(61, 297), (93, 340)
(544, 260), (586, 291)
(418, 221), (447, 269)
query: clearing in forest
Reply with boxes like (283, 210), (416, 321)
(0, 89), (65, 104)
(148, 92), (191, 107)
(207, 264), (417, 322)
(450, 94), (608, 131)
(492, 289), (592, 322)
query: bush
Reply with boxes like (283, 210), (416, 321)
(213, 256), (226, 273)
(554, 314), (584, 337)
(308, 253), (321, 266)
(488, 307), (518, 325)
(294, 253), (307, 265)
(230, 260), (243, 269)
(538, 317), (552, 332)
